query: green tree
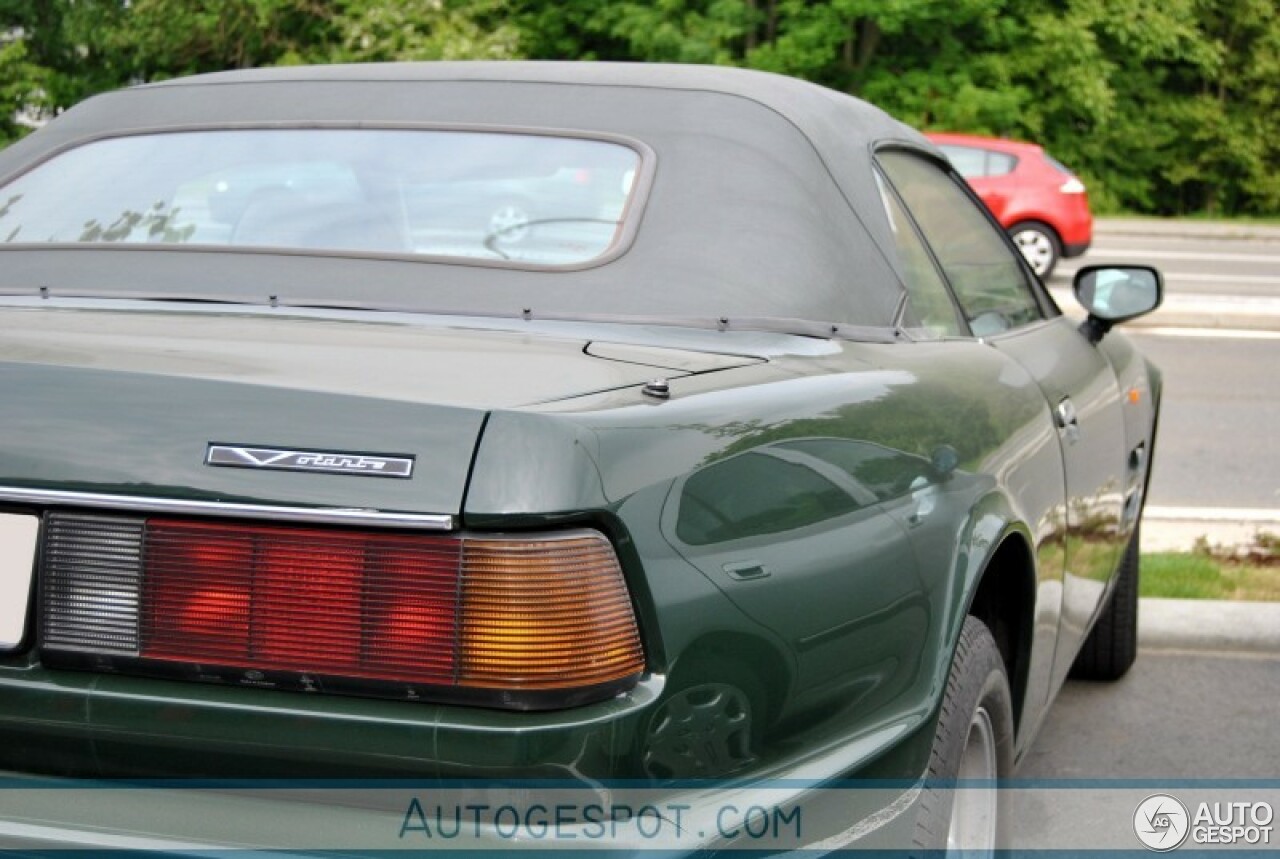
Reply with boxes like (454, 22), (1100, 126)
(94, 0), (335, 77)
(0, 36), (42, 144)
(323, 0), (520, 63)
(1, 0), (1277, 215)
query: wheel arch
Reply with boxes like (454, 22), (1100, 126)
(961, 529), (1037, 738)
(1003, 214), (1064, 243)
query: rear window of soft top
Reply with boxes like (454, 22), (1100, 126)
(0, 128), (643, 267)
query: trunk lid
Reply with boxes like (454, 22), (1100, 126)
(0, 302), (757, 514)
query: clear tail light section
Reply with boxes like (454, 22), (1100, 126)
(40, 513), (644, 709)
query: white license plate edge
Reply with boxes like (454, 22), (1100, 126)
(0, 514), (39, 649)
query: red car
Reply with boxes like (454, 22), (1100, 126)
(926, 132), (1092, 278)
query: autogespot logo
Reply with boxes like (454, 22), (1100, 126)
(1134, 794), (1191, 851)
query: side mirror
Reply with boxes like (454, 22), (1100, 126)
(1073, 264), (1163, 343)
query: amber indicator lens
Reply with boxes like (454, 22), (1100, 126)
(460, 536), (646, 689)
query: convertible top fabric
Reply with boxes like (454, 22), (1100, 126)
(0, 63), (944, 332)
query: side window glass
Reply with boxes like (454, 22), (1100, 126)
(986, 151), (1017, 176)
(939, 145), (985, 178)
(873, 170), (963, 338)
(878, 150), (1042, 335)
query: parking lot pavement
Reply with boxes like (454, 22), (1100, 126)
(1020, 648), (1280, 779)
(1005, 596), (1280, 798)
(1009, 648), (1280, 849)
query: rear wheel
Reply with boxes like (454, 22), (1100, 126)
(1071, 526), (1140, 680)
(914, 616), (1013, 857)
(1008, 221), (1061, 278)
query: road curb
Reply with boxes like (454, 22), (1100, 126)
(1139, 597), (1280, 655)
(1141, 507), (1280, 552)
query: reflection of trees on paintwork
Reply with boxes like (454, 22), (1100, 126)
(675, 436), (948, 546)
(686, 376), (1037, 471)
(0, 194), (21, 242)
(78, 200), (195, 243)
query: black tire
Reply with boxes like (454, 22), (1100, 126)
(913, 616), (1015, 856)
(1070, 526), (1140, 680)
(1007, 220), (1062, 279)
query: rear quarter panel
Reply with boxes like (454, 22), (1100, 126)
(466, 334), (1066, 780)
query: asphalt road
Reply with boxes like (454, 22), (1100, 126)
(1128, 330), (1280, 510)
(1053, 230), (1280, 299)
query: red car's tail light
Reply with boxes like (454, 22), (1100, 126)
(41, 514), (644, 709)
(1059, 177), (1087, 194)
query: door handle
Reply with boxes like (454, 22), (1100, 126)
(1055, 397), (1080, 443)
(722, 560), (770, 581)
(1054, 398), (1078, 429)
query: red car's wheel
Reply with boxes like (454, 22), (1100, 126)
(1009, 220), (1062, 278)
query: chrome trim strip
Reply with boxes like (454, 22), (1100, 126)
(0, 488), (453, 530)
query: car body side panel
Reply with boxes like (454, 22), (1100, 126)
(1098, 331), (1161, 534)
(467, 335), (1066, 777)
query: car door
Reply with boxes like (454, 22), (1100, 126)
(877, 149), (1128, 705)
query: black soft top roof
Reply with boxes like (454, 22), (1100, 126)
(0, 62), (942, 334)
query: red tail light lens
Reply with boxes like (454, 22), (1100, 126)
(143, 521), (461, 685)
(144, 525), (254, 661)
(44, 514), (644, 708)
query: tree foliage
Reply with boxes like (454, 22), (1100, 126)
(1, 0), (1276, 214)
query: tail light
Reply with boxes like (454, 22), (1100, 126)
(1059, 177), (1087, 194)
(41, 513), (644, 709)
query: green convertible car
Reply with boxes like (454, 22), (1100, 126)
(0, 63), (1162, 854)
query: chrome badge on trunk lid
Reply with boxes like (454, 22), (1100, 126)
(205, 444), (415, 478)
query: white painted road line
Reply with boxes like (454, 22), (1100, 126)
(1083, 248), (1280, 264)
(1134, 327), (1280, 340)
(1048, 286), (1280, 310)
(1145, 506), (1280, 523)
(1058, 269), (1280, 285)
(1150, 272), (1280, 284)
